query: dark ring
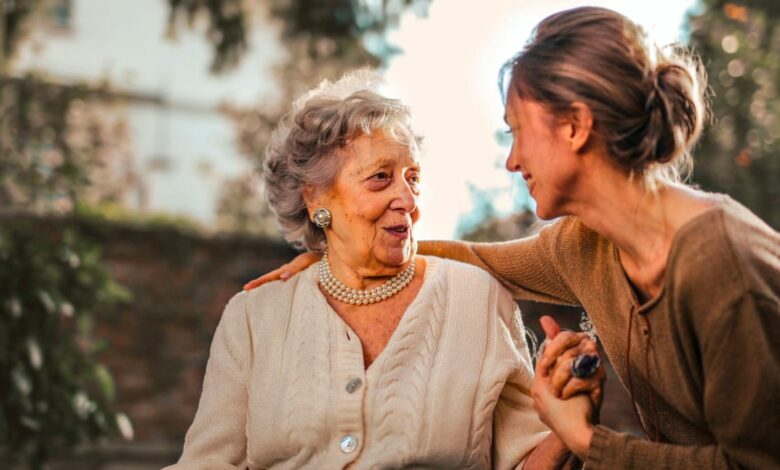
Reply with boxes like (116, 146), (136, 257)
(571, 354), (601, 378)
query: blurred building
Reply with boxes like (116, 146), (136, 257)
(9, 0), (283, 226)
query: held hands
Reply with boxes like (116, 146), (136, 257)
(531, 316), (606, 460)
(242, 251), (321, 291)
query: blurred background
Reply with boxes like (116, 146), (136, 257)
(1, 0), (777, 468)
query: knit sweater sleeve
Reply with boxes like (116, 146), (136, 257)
(491, 285), (551, 469)
(419, 219), (579, 306)
(587, 291), (780, 470)
(164, 292), (250, 470)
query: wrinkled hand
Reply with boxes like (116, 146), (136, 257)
(243, 251), (321, 290)
(537, 316), (605, 411)
(531, 316), (605, 460)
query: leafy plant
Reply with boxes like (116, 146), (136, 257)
(0, 221), (132, 469)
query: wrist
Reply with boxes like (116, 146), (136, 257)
(568, 423), (594, 460)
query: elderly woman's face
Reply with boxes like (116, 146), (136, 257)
(314, 130), (420, 272)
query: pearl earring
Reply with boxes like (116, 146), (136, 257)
(312, 208), (332, 228)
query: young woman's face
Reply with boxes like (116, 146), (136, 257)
(504, 92), (583, 219)
(313, 130), (421, 273)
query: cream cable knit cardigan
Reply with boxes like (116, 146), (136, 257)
(165, 257), (549, 469)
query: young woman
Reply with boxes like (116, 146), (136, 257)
(246, 7), (780, 469)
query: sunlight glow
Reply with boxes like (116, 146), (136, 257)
(385, 0), (696, 239)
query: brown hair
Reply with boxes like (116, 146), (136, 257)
(501, 6), (708, 184)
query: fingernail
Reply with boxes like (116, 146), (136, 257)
(280, 271), (291, 280)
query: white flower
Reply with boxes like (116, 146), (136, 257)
(6, 298), (22, 318)
(12, 367), (32, 395)
(116, 413), (135, 441)
(59, 302), (75, 318)
(38, 291), (55, 314)
(26, 339), (43, 370)
(72, 391), (96, 419)
(20, 416), (40, 430)
(66, 250), (81, 269)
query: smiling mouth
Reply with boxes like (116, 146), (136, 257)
(384, 224), (411, 239)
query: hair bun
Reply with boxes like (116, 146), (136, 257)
(502, 7), (709, 185)
(638, 60), (706, 168)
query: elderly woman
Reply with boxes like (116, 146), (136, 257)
(165, 72), (594, 469)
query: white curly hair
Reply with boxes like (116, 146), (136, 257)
(263, 70), (422, 252)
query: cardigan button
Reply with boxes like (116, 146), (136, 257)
(346, 378), (362, 393)
(339, 434), (358, 453)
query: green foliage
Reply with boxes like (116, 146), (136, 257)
(166, 0), (248, 73)
(0, 221), (131, 468)
(688, 0), (780, 228)
(166, 0), (430, 73)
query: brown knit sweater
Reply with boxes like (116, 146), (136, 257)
(422, 195), (780, 469)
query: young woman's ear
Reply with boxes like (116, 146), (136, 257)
(566, 102), (594, 153)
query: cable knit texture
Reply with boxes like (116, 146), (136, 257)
(423, 195), (780, 470)
(165, 257), (549, 469)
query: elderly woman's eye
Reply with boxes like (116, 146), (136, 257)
(407, 173), (421, 185)
(372, 172), (391, 181)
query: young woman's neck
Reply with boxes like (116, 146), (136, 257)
(567, 163), (715, 298)
(576, 171), (673, 264)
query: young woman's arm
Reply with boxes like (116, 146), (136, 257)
(245, 220), (582, 308)
(419, 222), (579, 307)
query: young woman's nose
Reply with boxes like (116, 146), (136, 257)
(505, 149), (522, 173)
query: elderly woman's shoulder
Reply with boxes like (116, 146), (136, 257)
(424, 256), (518, 325)
(244, 266), (315, 302)
(424, 256), (510, 293)
(426, 255), (491, 277)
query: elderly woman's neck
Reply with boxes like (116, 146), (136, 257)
(325, 250), (413, 290)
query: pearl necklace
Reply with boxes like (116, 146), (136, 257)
(318, 252), (416, 305)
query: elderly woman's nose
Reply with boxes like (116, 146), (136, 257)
(390, 179), (417, 212)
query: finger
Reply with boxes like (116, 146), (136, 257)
(243, 265), (289, 290)
(546, 346), (580, 384)
(560, 377), (598, 400)
(561, 367), (606, 402)
(540, 315), (561, 339)
(550, 340), (599, 375)
(538, 331), (589, 376)
(549, 356), (575, 397)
